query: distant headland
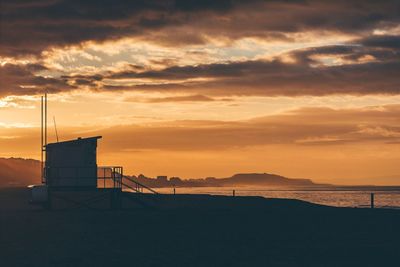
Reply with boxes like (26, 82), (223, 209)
(0, 157), (318, 188)
(131, 173), (318, 188)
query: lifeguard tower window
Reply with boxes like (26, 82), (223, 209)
(45, 136), (102, 188)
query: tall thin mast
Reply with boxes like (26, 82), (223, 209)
(41, 96), (44, 183)
(45, 92), (47, 147)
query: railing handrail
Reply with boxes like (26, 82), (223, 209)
(123, 175), (159, 194)
(98, 166), (123, 169)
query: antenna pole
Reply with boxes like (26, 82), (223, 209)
(53, 116), (59, 142)
(45, 92), (47, 147)
(41, 96), (44, 183)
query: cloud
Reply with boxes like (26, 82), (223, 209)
(2, 31), (400, 98)
(1, 0), (399, 57)
(139, 94), (220, 103)
(361, 35), (400, 49)
(103, 59), (400, 96)
(3, 104), (400, 153)
(22, 104), (400, 151)
(291, 35), (400, 64)
(0, 63), (75, 97)
(1, 1), (400, 98)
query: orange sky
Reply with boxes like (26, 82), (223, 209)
(1, 1), (400, 185)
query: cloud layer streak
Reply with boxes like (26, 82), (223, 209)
(1, 0), (400, 97)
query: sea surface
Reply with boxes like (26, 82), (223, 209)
(153, 186), (400, 208)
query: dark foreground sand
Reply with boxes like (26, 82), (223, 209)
(1, 187), (400, 267)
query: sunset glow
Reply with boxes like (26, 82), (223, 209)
(1, 0), (400, 184)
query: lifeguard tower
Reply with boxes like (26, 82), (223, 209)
(42, 136), (123, 209)
(30, 93), (157, 210)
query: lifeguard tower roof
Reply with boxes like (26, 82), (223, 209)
(46, 136), (102, 148)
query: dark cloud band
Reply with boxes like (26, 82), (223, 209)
(1, 0), (400, 57)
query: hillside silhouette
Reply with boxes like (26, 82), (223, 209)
(0, 157), (316, 187)
(0, 158), (40, 187)
(130, 173), (316, 187)
(221, 173), (315, 186)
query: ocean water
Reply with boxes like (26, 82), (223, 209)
(153, 186), (400, 208)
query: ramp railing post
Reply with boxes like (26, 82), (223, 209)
(370, 193), (374, 209)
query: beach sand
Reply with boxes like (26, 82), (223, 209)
(1, 187), (399, 266)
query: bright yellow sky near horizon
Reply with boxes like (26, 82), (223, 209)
(1, 91), (400, 185)
(1, 1), (400, 185)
